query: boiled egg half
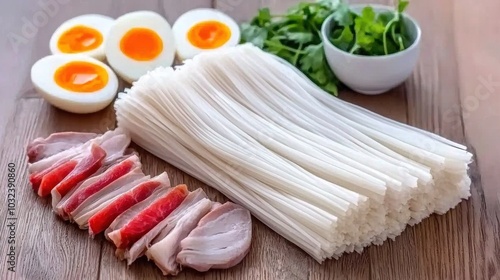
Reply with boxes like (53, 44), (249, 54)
(50, 14), (114, 61)
(173, 9), (240, 61)
(31, 54), (119, 114)
(105, 11), (176, 83)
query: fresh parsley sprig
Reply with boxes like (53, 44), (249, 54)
(329, 0), (412, 56)
(240, 0), (412, 96)
(240, 0), (341, 95)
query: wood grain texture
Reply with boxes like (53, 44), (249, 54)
(1, 0), (499, 279)
(404, 0), (499, 279)
(0, 100), (104, 280)
(454, 0), (500, 277)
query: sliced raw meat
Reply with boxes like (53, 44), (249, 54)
(27, 132), (98, 163)
(146, 198), (212, 276)
(176, 202), (252, 272)
(28, 131), (129, 193)
(28, 128), (124, 175)
(29, 155), (77, 192)
(108, 184), (189, 250)
(86, 176), (165, 237)
(27, 131), (98, 152)
(28, 134), (126, 195)
(110, 186), (173, 260)
(72, 171), (149, 229)
(50, 144), (106, 210)
(150, 191), (211, 246)
(210, 202), (222, 211)
(100, 134), (131, 166)
(32, 160), (77, 195)
(57, 155), (141, 218)
(103, 173), (172, 237)
(125, 188), (208, 265)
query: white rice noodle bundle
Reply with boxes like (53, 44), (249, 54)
(114, 44), (472, 263)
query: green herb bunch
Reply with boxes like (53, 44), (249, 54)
(329, 0), (411, 55)
(240, 0), (412, 96)
(240, 0), (341, 95)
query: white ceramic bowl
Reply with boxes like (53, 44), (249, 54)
(321, 4), (421, 95)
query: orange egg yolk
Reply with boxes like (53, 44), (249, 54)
(54, 61), (108, 93)
(120, 28), (163, 61)
(57, 25), (103, 53)
(187, 20), (231, 49)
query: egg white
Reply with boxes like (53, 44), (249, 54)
(105, 11), (176, 84)
(173, 8), (240, 61)
(49, 14), (115, 61)
(31, 54), (119, 114)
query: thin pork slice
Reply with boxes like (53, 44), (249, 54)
(107, 184), (189, 250)
(34, 149), (120, 198)
(35, 160), (78, 196)
(27, 131), (98, 152)
(108, 184), (173, 261)
(28, 128), (124, 175)
(28, 130), (128, 193)
(99, 134), (131, 166)
(87, 176), (167, 237)
(27, 132), (98, 163)
(104, 173), (172, 237)
(210, 202), (222, 211)
(72, 171), (148, 229)
(55, 154), (142, 218)
(50, 144), (106, 210)
(176, 202), (252, 272)
(146, 198), (212, 276)
(150, 191), (211, 246)
(125, 188), (208, 265)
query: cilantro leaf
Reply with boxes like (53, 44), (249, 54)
(377, 11), (396, 25)
(398, 0), (409, 13)
(240, 0), (412, 96)
(360, 6), (376, 22)
(287, 32), (314, 44)
(308, 68), (328, 84)
(240, 23), (268, 48)
(331, 3), (353, 26)
(300, 44), (325, 73)
(251, 8), (272, 27)
(331, 26), (354, 51)
(323, 81), (339, 95)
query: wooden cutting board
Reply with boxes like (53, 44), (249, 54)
(0, 0), (499, 279)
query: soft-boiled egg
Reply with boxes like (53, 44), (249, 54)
(50, 14), (114, 61)
(31, 54), (119, 114)
(105, 11), (176, 83)
(172, 9), (240, 61)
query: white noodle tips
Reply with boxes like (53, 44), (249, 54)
(114, 43), (473, 262)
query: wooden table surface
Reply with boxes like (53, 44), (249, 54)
(1, 0), (499, 279)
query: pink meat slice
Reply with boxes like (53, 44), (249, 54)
(28, 128), (125, 175)
(125, 188), (208, 265)
(108, 185), (189, 250)
(33, 138), (132, 195)
(55, 154), (142, 218)
(150, 193), (213, 246)
(107, 185), (174, 260)
(87, 176), (165, 237)
(99, 134), (131, 166)
(210, 202), (222, 211)
(146, 198), (212, 276)
(50, 144), (107, 211)
(27, 132), (98, 163)
(176, 202), (252, 272)
(50, 144), (106, 210)
(72, 172), (148, 229)
(104, 172), (172, 238)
